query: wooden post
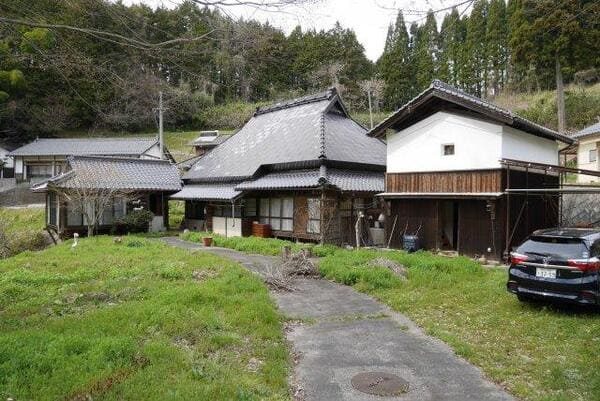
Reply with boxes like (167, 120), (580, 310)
(504, 165), (511, 258)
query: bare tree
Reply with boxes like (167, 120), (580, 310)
(359, 79), (384, 128)
(49, 184), (137, 237)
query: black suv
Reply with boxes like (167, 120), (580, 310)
(507, 228), (600, 305)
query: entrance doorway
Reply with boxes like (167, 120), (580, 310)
(440, 201), (459, 250)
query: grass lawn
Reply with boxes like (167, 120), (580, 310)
(0, 236), (289, 401)
(319, 248), (600, 401)
(0, 206), (47, 257)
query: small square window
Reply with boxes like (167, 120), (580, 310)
(443, 144), (455, 156)
(590, 149), (597, 163)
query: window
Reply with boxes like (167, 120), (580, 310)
(102, 197), (126, 225)
(590, 149), (597, 163)
(245, 198), (257, 217)
(307, 198), (320, 234)
(259, 198), (269, 224)
(257, 198), (293, 232)
(442, 144), (455, 156)
(66, 201), (84, 227)
(27, 164), (53, 179)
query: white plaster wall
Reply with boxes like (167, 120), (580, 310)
(501, 126), (559, 165)
(0, 147), (14, 168)
(386, 111), (503, 173)
(576, 137), (599, 183)
(14, 157), (23, 175)
(386, 111), (561, 174)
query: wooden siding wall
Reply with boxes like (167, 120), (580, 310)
(386, 170), (503, 193)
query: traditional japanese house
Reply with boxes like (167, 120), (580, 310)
(32, 156), (181, 235)
(368, 80), (574, 260)
(172, 88), (386, 245)
(572, 121), (600, 184)
(9, 137), (172, 184)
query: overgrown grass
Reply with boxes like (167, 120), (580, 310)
(0, 206), (47, 258)
(180, 231), (337, 257)
(168, 200), (185, 229)
(495, 83), (600, 132)
(320, 248), (600, 401)
(0, 236), (289, 401)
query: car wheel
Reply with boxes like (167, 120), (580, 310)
(517, 293), (533, 303)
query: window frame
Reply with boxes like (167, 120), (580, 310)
(442, 143), (455, 156)
(307, 197), (320, 234)
(590, 149), (597, 163)
(257, 197), (294, 232)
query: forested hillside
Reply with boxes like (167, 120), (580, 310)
(0, 0), (598, 144)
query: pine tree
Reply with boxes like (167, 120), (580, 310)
(439, 8), (467, 87)
(377, 11), (413, 108)
(464, 0), (489, 96)
(413, 10), (439, 91)
(486, 0), (508, 96)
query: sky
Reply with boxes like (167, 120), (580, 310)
(121, 0), (471, 61)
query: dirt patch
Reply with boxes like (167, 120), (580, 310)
(369, 257), (408, 280)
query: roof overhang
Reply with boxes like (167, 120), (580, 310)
(378, 192), (504, 199)
(170, 183), (242, 201)
(368, 80), (574, 145)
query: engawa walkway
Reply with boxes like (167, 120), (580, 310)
(162, 237), (515, 401)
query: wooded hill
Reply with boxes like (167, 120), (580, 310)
(0, 0), (598, 144)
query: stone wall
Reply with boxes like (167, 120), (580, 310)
(561, 193), (600, 227)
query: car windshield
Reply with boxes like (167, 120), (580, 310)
(517, 237), (589, 259)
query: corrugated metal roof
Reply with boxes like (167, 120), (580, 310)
(572, 121), (600, 140)
(9, 137), (158, 156)
(183, 89), (385, 181)
(35, 156), (181, 192)
(170, 183), (241, 201)
(368, 80), (573, 145)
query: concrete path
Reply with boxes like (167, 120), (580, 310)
(162, 237), (515, 401)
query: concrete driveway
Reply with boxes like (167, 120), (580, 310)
(163, 237), (515, 401)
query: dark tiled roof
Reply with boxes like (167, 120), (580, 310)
(184, 89), (385, 181)
(235, 169), (321, 190)
(572, 121), (600, 140)
(235, 168), (384, 193)
(170, 183), (241, 201)
(9, 137), (158, 156)
(368, 80), (574, 144)
(37, 156), (181, 192)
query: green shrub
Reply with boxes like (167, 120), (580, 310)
(112, 210), (154, 234)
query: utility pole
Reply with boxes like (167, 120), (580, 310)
(158, 91), (164, 160)
(367, 88), (374, 129)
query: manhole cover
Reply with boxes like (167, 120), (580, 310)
(351, 371), (409, 397)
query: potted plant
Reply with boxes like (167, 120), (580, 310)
(202, 236), (213, 247)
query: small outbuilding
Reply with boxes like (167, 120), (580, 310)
(32, 156), (181, 236)
(368, 80), (575, 260)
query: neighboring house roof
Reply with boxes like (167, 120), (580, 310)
(235, 168), (384, 193)
(368, 80), (574, 145)
(191, 134), (231, 148)
(9, 137), (160, 157)
(572, 121), (600, 140)
(184, 88), (386, 182)
(177, 155), (204, 171)
(33, 156), (181, 192)
(170, 183), (242, 201)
